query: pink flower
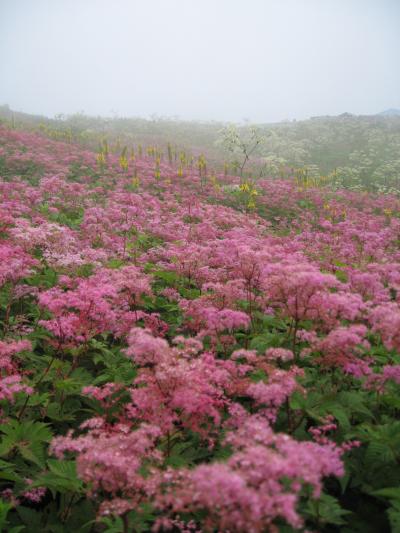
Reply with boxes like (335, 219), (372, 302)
(124, 327), (169, 366)
(265, 347), (294, 362)
(156, 416), (344, 531)
(369, 303), (400, 352)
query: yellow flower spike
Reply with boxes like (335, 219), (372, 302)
(239, 183), (250, 193)
(119, 155), (129, 172)
(154, 162), (161, 179)
(96, 152), (106, 166)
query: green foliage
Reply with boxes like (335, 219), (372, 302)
(90, 339), (136, 385)
(0, 499), (24, 533)
(4, 106), (399, 193)
(372, 488), (400, 533)
(34, 459), (83, 497)
(99, 505), (156, 533)
(304, 493), (352, 527)
(0, 421), (52, 468)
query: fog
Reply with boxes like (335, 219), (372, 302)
(0, 0), (399, 123)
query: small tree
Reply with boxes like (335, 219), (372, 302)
(217, 124), (267, 180)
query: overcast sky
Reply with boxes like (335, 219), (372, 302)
(0, 0), (399, 123)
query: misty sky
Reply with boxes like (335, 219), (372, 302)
(1, 0), (399, 123)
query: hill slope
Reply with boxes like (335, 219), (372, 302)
(1, 105), (400, 193)
(1, 124), (400, 531)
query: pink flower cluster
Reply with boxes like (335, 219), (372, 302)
(156, 417), (344, 532)
(0, 340), (33, 404)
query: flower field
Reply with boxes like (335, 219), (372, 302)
(1, 124), (400, 532)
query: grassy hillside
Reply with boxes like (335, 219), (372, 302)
(1, 105), (400, 193)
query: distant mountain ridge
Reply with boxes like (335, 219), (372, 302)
(378, 108), (400, 116)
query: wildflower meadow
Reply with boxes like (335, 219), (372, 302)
(0, 122), (400, 532)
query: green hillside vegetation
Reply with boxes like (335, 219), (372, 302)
(1, 104), (399, 193)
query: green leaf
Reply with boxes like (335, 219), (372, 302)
(249, 332), (283, 353)
(0, 499), (13, 531)
(0, 420), (52, 467)
(304, 493), (351, 526)
(33, 459), (83, 497)
(388, 501), (400, 533)
(99, 515), (125, 533)
(16, 506), (41, 529)
(372, 487), (400, 501)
